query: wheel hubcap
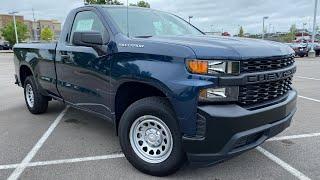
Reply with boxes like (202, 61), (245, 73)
(129, 115), (173, 163)
(25, 84), (34, 108)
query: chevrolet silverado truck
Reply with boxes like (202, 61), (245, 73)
(13, 5), (297, 176)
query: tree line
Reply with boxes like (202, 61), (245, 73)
(0, 21), (56, 45)
(237, 24), (320, 43)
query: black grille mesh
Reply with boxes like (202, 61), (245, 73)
(238, 77), (292, 106)
(241, 56), (295, 73)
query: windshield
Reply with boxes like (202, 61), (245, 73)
(103, 7), (203, 37)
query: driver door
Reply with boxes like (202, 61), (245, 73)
(55, 10), (112, 119)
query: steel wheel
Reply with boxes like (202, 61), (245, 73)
(129, 115), (173, 163)
(25, 84), (34, 108)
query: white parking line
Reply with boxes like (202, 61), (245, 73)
(256, 147), (311, 180)
(0, 153), (124, 170)
(0, 132), (319, 171)
(298, 95), (320, 103)
(7, 106), (69, 180)
(0, 163), (18, 170)
(27, 153), (125, 167)
(268, 132), (320, 141)
(296, 76), (320, 81)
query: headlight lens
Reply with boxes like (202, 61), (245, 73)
(199, 87), (239, 102)
(186, 60), (240, 75)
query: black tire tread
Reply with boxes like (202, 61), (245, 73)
(24, 76), (48, 114)
(118, 97), (186, 176)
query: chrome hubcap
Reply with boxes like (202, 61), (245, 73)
(129, 115), (173, 163)
(25, 84), (34, 108)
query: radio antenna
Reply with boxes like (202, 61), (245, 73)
(126, 0), (129, 37)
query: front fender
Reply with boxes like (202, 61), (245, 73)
(110, 54), (217, 135)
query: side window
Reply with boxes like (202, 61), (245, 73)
(70, 11), (106, 44)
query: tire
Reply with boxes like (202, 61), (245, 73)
(23, 76), (48, 114)
(118, 97), (186, 176)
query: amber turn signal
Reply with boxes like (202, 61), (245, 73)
(187, 60), (208, 74)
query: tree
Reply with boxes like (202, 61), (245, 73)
(85, 0), (123, 5)
(0, 21), (28, 45)
(289, 24), (297, 35)
(287, 24), (297, 42)
(40, 28), (54, 41)
(137, 1), (150, 8)
(238, 26), (244, 37)
(277, 24), (297, 43)
(130, 1), (150, 8)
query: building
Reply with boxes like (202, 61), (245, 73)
(0, 13), (61, 42)
(52, 20), (62, 40)
(24, 20), (38, 41)
(24, 19), (62, 41)
(0, 14), (24, 41)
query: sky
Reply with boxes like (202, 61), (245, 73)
(0, 0), (318, 35)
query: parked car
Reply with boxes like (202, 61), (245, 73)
(0, 42), (11, 50)
(289, 43), (308, 57)
(13, 5), (297, 176)
(307, 43), (320, 56)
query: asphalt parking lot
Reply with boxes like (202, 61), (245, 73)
(0, 53), (319, 180)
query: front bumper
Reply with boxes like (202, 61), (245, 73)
(182, 90), (297, 166)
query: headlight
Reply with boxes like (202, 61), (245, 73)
(199, 87), (239, 102)
(186, 60), (240, 75)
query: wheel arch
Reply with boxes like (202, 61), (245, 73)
(19, 64), (33, 86)
(113, 80), (176, 133)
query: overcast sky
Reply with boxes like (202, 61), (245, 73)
(0, 0), (318, 35)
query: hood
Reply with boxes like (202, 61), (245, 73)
(143, 35), (294, 59)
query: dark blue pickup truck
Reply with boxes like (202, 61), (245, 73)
(13, 5), (297, 176)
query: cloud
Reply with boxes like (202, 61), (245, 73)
(0, 0), (318, 34)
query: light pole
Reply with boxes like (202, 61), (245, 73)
(309, 0), (318, 57)
(302, 23), (307, 42)
(188, 16), (193, 24)
(262, 16), (269, 40)
(32, 8), (38, 41)
(9, 11), (19, 44)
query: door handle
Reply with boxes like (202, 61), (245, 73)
(61, 54), (73, 64)
(61, 54), (70, 59)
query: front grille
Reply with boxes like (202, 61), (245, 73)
(241, 56), (295, 73)
(238, 77), (292, 106)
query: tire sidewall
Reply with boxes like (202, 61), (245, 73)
(23, 76), (48, 114)
(119, 97), (185, 176)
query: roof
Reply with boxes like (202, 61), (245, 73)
(84, 4), (156, 11)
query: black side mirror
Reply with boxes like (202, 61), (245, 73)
(72, 31), (103, 47)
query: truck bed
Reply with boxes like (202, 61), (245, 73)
(13, 42), (59, 96)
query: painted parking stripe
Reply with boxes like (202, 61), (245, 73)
(298, 95), (320, 103)
(268, 133), (320, 141)
(296, 76), (320, 81)
(27, 153), (125, 167)
(0, 163), (19, 170)
(256, 147), (311, 180)
(0, 153), (125, 170)
(0, 132), (318, 171)
(7, 106), (69, 180)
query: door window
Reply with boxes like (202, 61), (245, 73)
(70, 11), (106, 44)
